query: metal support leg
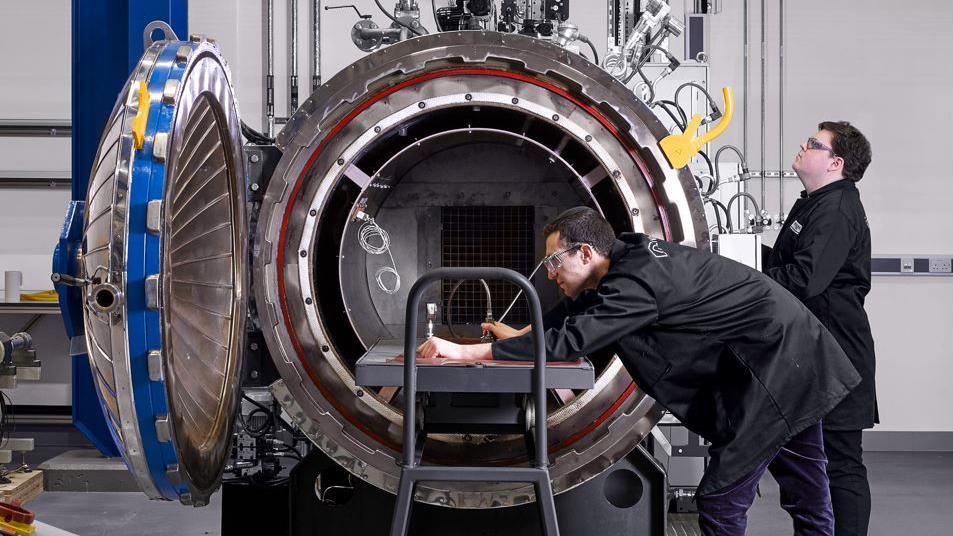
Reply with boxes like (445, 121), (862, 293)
(535, 471), (560, 535)
(390, 473), (416, 536)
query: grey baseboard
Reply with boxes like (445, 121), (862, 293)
(863, 431), (953, 451)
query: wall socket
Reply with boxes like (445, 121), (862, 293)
(901, 257), (915, 273)
(929, 257), (952, 273)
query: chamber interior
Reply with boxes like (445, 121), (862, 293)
(312, 105), (635, 372)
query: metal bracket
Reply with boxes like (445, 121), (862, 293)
(143, 20), (178, 48)
(145, 275), (160, 310)
(146, 200), (163, 234)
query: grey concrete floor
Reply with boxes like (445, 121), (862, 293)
(20, 451), (953, 535)
(743, 451), (953, 536)
(27, 492), (222, 536)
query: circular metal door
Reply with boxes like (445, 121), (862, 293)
(255, 32), (708, 509)
(80, 36), (246, 505)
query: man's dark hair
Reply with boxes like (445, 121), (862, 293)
(543, 207), (616, 256)
(818, 121), (872, 182)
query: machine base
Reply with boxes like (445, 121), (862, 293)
(246, 445), (669, 536)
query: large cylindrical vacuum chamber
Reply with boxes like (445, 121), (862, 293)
(255, 31), (708, 508)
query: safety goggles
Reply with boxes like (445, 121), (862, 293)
(805, 137), (838, 157)
(542, 244), (582, 273)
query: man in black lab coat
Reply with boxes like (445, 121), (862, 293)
(417, 207), (861, 536)
(765, 121), (876, 536)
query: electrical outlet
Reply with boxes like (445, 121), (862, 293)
(929, 257), (952, 273)
(901, 257), (915, 273)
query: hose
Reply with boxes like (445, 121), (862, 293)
(706, 198), (731, 233)
(711, 144), (750, 199)
(579, 35), (599, 65)
(725, 192), (762, 232)
(674, 81), (722, 123)
(653, 99), (687, 131)
(696, 149), (715, 177)
(241, 121), (275, 145)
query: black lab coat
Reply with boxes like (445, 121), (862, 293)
(492, 233), (861, 494)
(764, 179), (878, 430)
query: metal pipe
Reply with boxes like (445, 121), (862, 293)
(759, 0), (766, 211)
(356, 26), (402, 40)
(266, 0), (276, 137)
(742, 0), (749, 161)
(778, 0), (785, 223)
(312, 0), (321, 92)
(290, 0), (299, 115)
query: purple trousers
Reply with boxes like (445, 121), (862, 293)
(695, 422), (835, 536)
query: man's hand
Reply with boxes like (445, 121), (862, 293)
(416, 337), (492, 361)
(480, 321), (528, 340)
(417, 337), (469, 360)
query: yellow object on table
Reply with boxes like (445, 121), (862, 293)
(18, 291), (58, 303)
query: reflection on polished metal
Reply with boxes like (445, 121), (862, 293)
(81, 36), (246, 505)
(256, 32), (707, 509)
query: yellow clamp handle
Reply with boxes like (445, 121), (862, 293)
(131, 81), (150, 150)
(659, 86), (734, 169)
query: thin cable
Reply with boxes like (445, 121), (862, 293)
(497, 259), (545, 325)
(374, 0), (424, 36)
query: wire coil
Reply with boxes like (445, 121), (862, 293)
(357, 216), (400, 295)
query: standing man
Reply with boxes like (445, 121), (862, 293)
(765, 121), (876, 535)
(417, 207), (861, 535)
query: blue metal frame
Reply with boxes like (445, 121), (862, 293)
(58, 0), (187, 457)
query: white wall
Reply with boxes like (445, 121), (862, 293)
(0, 2), (72, 293)
(704, 0), (953, 432)
(0, 2), (72, 405)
